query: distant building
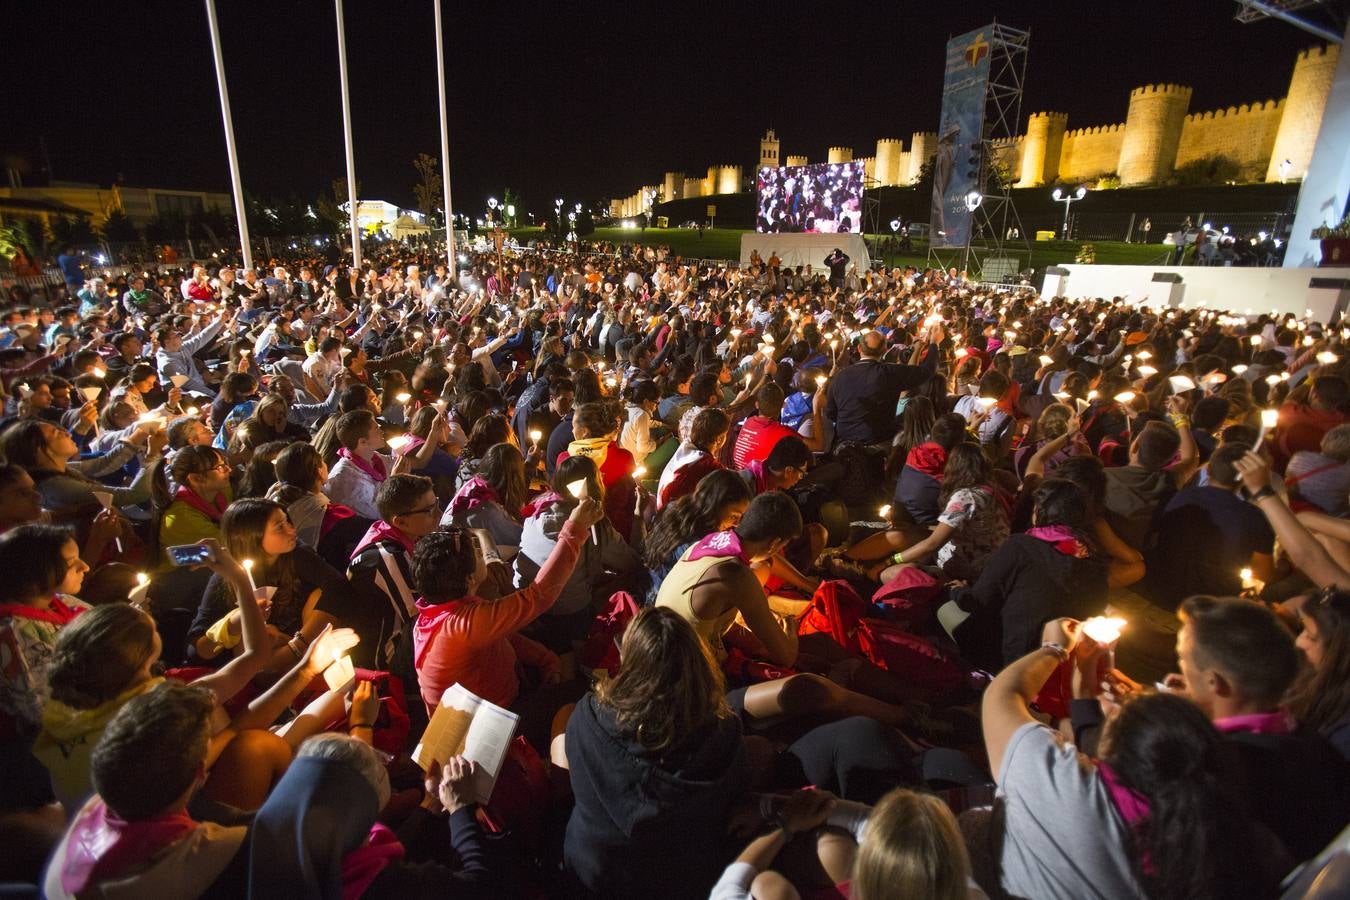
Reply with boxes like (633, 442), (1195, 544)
(339, 200), (426, 237)
(0, 181), (233, 228)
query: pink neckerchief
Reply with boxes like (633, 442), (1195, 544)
(60, 799), (197, 894)
(449, 475), (501, 516)
(351, 519), (416, 559)
(341, 822), (405, 900)
(173, 484), (227, 523)
(686, 529), (750, 564)
(745, 459), (771, 494)
(1026, 524), (1090, 558)
(1213, 709), (1295, 736)
(337, 447), (387, 483)
(1097, 761), (1154, 875)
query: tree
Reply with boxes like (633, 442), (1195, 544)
(412, 153), (443, 224)
(51, 215), (95, 245)
(99, 209), (140, 243)
(314, 178), (360, 240)
(0, 216), (48, 260)
(1171, 154), (1242, 187)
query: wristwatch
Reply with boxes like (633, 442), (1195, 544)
(1249, 485), (1277, 503)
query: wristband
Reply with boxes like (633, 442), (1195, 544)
(892, 551), (905, 565)
(1041, 641), (1070, 662)
(1249, 485), (1277, 503)
(349, 720), (375, 730)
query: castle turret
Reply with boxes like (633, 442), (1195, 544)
(662, 172), (684, 204)
(1267, 44), (1340, 182)
(906, 132), (937, 183)
(1118, 83), (1192, 186)
(1017, 112), (1069, 187)
(785, 154), (809, 168)
(759, 129), (781, 169)
(827, 146), (853, 164)
(716, 164), (743, 195)
(704, 165), (718, 197)
(875, 138), (903, 186)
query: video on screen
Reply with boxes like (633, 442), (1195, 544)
(756, 160), (865, 234)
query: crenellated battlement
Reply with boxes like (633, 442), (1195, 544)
(1027, 111), (1069, 121)
(1130, 83), (1194, 98)
(1066, 123), (1126, 138)
(1297, 44), (1336, 64)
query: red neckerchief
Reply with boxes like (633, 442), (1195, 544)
(352, 519), (416, 559)
(521, 490), (563, 519)
(341, 823), (405, 900)
(60, 799), (197, 895)
(0, 594), (83, 627)
(686, 529), (751, 564)
(337, 447), (387, 483)
(744, 459), (771, 494)
(173, 485), (227, 523)
(449, 475), (501, 516)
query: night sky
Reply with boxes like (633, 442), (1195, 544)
(6, 0), (1316, 214)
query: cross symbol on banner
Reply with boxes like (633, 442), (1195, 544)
(965, 33), (989, 67)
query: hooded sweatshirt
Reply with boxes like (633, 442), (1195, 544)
(1102, 466), (1175, 552)
(514, 498), (644, 618)
(563, 693), (749, 899)
(897, 441), (948, 525)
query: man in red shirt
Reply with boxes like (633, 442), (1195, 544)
(733, 383), (824, 468)
(1272, 375), (1350, 473)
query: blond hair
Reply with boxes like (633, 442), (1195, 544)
(852, 789), (972, 900)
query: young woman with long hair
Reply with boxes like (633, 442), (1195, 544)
(563, 607), (748, 899)
(1287, 587), (1350, 760)
(442, 442), (527, 552)
(840, 442), (1011, 584)
(642, 469), (752, 602)
(0, 419), (166, 516)
(186, 499), (354, 674)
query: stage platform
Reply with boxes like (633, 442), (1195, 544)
(739, 232), (871, 273)
(1040, 264), (1350, 321)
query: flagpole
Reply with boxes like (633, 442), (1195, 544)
(334, 0), (361, 270)
(434, 0), (457, 281)
(204, 0), (253, 271)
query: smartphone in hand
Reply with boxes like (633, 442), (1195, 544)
(166, 544), (215, 567)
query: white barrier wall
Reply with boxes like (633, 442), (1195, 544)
(739, 232), (872, 272)
(1041, 263), (1350, 319)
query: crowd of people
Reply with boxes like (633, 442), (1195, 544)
(0, 234), (1347, 899)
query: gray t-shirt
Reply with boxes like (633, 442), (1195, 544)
(998, 722), (1143, 900)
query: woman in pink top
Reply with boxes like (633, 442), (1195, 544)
(411, 493), (607, 714)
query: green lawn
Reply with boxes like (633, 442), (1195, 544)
(507, 227), (1174, 274)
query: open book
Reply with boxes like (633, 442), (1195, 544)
(412, 683), (519, 801)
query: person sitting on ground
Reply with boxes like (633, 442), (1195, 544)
(642, 469), (752, 604)
(324, 409), (391, 521)
(657, 406), (729, 510)
(153, 445), (232, 563)
(410, 491), (606, 716)
(187, 499), (353, 674)
(978, 617), (1289, 900)
(0, 418), (167, 516)
(1285, 422), (1350, 516)
(1287, 587), (1350, 761)
(442, 442), (526, 554)
(43, 681), (250, 899)
(1163, 595), (1350, 860)
(943, 478), (1107, 670)
(265, 441), (369, 569)
(515, 456), (645, 659)
(562, 606), (751, 899)
(1271, 373), (1350, 472)
(732, 382), (823, 469)
(894, 413), (967, 527)
(712, 787), (988, 900)
(248, 735), (503, 898)
(1101, 411), (1197, 552)
(840, 441), (1010, 584)
(344, 475), (441, 675)
(1140, 442), (1275, 610)
(559, 400), (639, 538)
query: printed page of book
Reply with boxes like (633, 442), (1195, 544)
(461, 699), (519, 800)
(412, 683), (482, 771)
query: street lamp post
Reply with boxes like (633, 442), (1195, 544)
(962, 191), (983, 275)
(1052, 186), (1088, 241)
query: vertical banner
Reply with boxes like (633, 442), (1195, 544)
(930, 27), (992, 249)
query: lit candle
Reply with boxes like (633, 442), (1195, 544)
(1137, 365), (1157, 377)
(395, 391), (412, 403)
(1232, 364), (1249, 374)
(185, 406), (199, 417)
(1168, 375), (1196, 392)
(128, 572), (150, 606)
(815, 375), (827, 387)
(242, 559), (257, 593)
(1081, 616), (1127, 645)
(879, 504), (891, 519)
(1114, 391), (1137, 404)
(1250, 335), (1262, 347)
(529, 429), (542, 443)
(323, 649), (357, 692)
(1038, 354), (1053, 366)
(387, 434), (411, 451)
(1318, 351), (1338, 365)
(633, 465), (647, 479)
(91, 366), (107, 379)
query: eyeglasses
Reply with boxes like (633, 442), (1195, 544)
(404, 501), (440, 518)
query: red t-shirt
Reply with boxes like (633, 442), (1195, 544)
(733, 416), (799, 469)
